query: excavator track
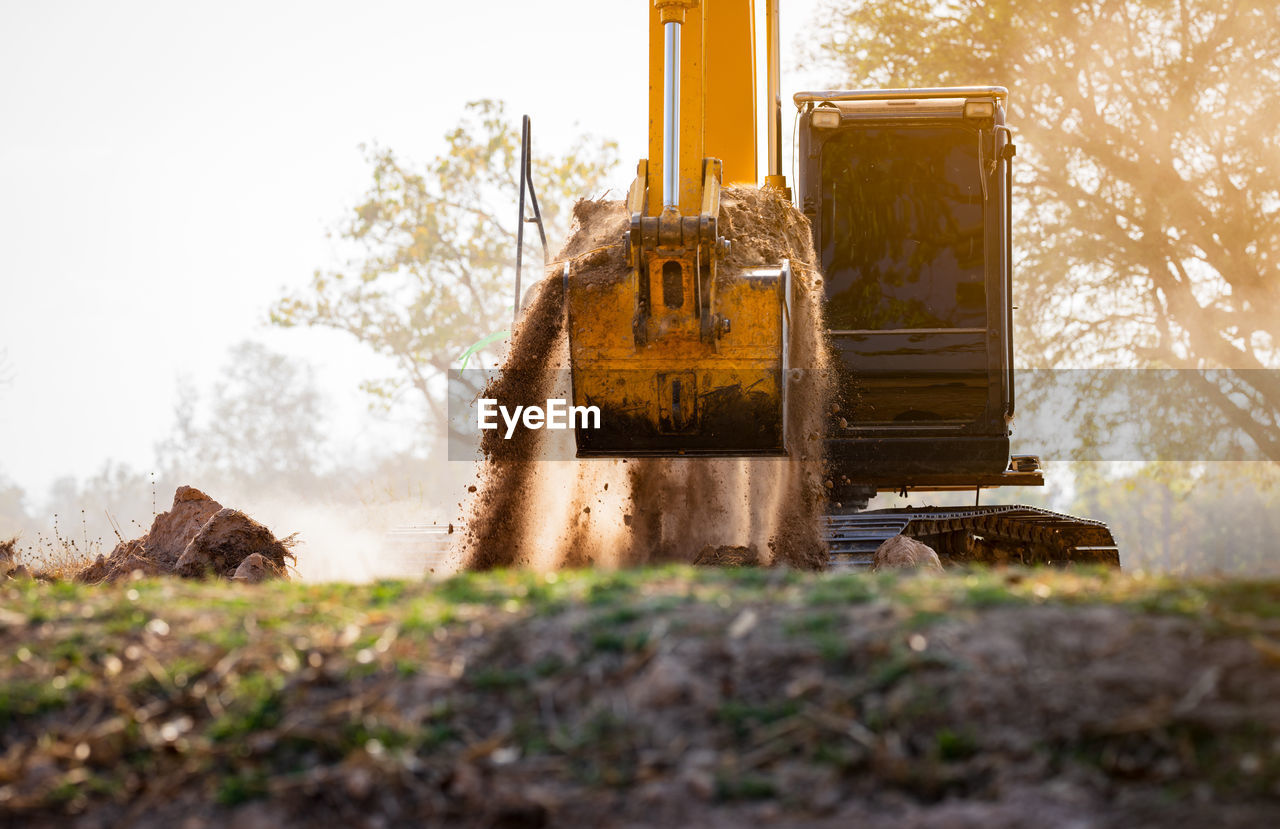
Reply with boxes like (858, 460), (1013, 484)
(391, 508), (1119, 573)
(823, 505), (1120, 569)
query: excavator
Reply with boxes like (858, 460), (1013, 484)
(559, 0), (1120, 568)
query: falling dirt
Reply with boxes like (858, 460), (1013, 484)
(455, 276), (567, 570)
(458, 187), (833, 572)
(692, 544), (760, 566)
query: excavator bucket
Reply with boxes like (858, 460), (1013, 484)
(566, 251), (791, 457)
(564, 0), (791, 457)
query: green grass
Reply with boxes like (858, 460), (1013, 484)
(716, 700), (801, 738)
(717, 773), (777, 801)
(3, 566), (1280, 819)
(0, 677), (74, 725)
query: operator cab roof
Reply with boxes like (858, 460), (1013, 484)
(794, 86), (1008, 115)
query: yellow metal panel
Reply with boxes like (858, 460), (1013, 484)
(647, 0), (757, 213)
(646, 5), (663, 212)
(567, 266), (789, 455)
(704, 0), (757, 186)
(677, 6), (704, 215)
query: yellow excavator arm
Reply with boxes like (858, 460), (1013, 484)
(644, 0), (759, 208)
(567, 0), (794, 457)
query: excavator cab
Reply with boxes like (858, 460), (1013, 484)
(791, 89), (1117, 565)
(795, 89), (1036, 501)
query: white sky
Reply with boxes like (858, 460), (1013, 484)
(0, 0), (826, 497)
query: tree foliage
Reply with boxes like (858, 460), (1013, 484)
(40, 462), (155, 548)
(807, 0), (1280, 458)
(270, 100), (618, 442)
(0, 473), (30, 539)
(156, 341), (328, 496)
(1073, 462), (1280, 573)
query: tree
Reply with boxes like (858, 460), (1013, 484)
(39, 462), (155, 551)
(807, 0), (1280, 459)
(1, 359), (33, 539)
(1071, 461), (1280, 573)
(0, 473), (31, 540)
(156, 341), (329, 497)
(270, 100), (618, 445)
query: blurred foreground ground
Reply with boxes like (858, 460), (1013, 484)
(2, 567), (1279, 827)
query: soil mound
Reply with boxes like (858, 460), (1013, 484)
(74, 488), (294, 583)
(459, 187), (833, 571)
(146, 486), (226, 566)
(9, 572), (1275, 826)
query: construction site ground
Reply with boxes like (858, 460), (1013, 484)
(3, 567), (1280, 828)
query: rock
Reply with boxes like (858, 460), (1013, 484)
(872, 535), (943, 572)
(175, 508), (293, 579)
(231, 552), (279, 584)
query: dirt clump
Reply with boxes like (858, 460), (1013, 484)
(872, 535), (943, 571)
(73, 487), (294, 583)
(720, 184), (818, 271)
(143, 486), (225, 566)
(175, 508), (294, 579)
(558, 197), (630, 282)
(692, 544), (760, 566)
(0, 537), (28, 580)
(459, 187), (833, 572)
(1, 537), (15, 573)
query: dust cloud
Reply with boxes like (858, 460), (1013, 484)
(234, 495), (453, 582)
